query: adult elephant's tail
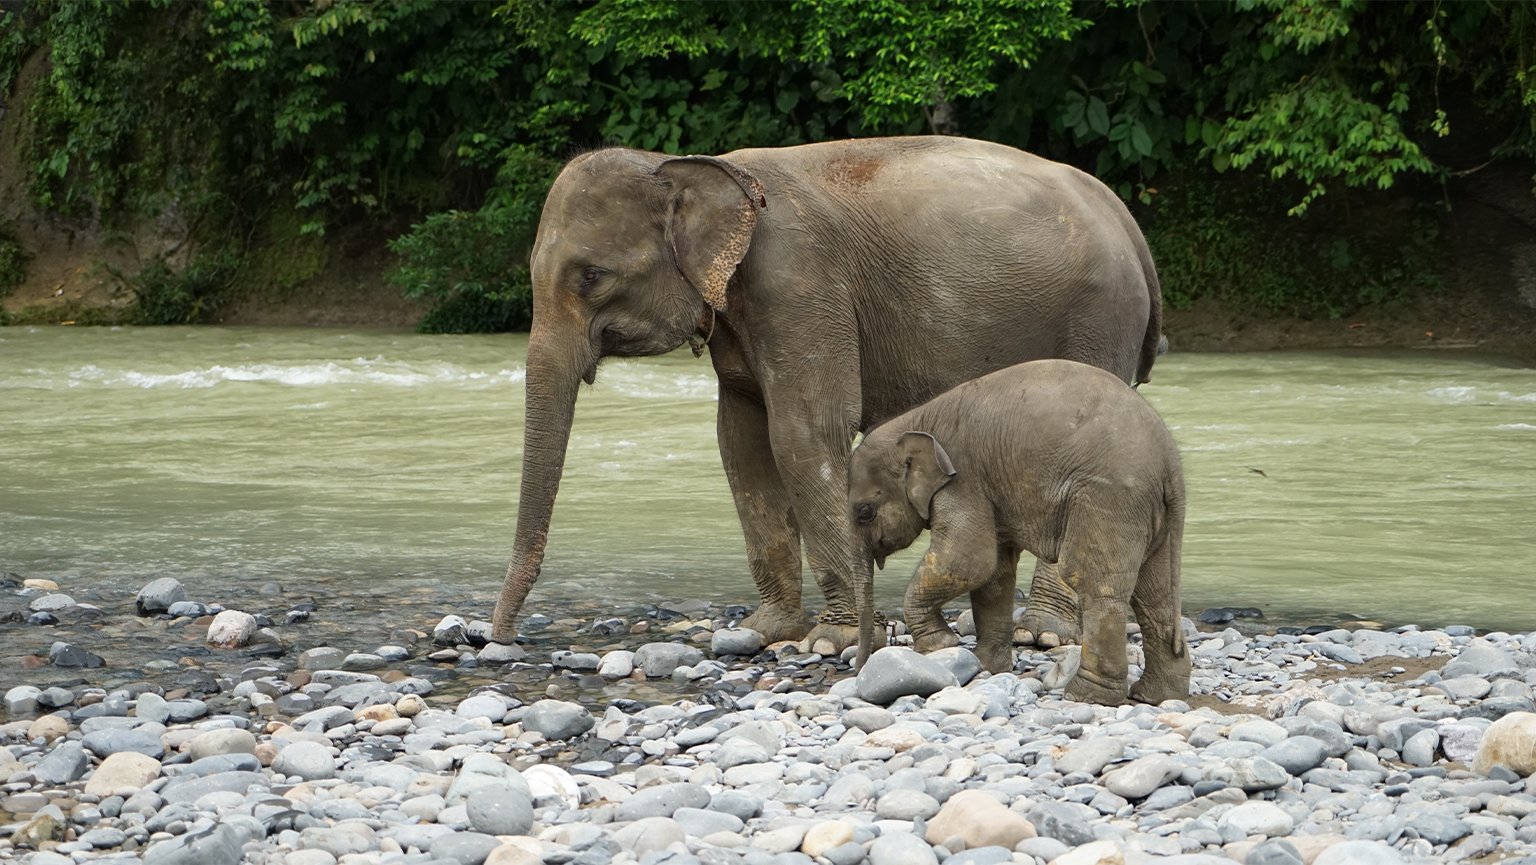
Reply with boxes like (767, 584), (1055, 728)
(1135, 242), (1165, 386)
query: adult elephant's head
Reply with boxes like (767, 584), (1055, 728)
(492, 149), (767, 643)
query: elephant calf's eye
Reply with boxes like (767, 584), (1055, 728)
(854, 503), (876, 525)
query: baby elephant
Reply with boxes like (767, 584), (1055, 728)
(849, 359), (1189, 705)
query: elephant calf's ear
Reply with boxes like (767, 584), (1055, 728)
(899, 431), (957, 521)
(658, 156), (765, 312)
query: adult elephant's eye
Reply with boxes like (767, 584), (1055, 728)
(580, 267), (600, 287)
(855, 503), (876, 525)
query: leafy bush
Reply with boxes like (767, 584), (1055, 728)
(1145, 178), (1443, 319)
(128, 253), (237, 325)
(388, 147), (556, 334)
(0, 229), (29, 295)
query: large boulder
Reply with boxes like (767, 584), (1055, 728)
(1473, 711), (1536, 777)
(925, 790), (1036, 850)
(856, 647), (958, 705)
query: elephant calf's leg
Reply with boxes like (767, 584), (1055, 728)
(1063, 575), (1136, 706)
(903, 551), (966, 654)
(1015, 559), (1082, 648)
(1129, 534), (1190, 705)
(969, 552), (1020, 674)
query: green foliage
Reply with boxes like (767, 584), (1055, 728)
(0, 228), (29, 295)
(1, 8), (32, 96)
(10, 0), (1536, 330)
(1146, 178), (1443, 319)
(388, 148), (557, 334)
(126, 252), (237, 325)
(569, 0), (1086, 133)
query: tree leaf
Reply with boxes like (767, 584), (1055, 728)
(1086, 96), (1109, 135)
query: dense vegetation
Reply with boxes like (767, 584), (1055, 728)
(1, 0), (1532, 328)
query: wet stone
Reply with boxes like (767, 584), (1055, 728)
(30, 593), (76, 612)
(136, 578), (187, 615)
(478, 642), (525, 664)
(166, 601), (208, 618)
(433, 615), (471, 646)
(37, 686), (76, 708)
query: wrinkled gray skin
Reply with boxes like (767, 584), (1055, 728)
(494, 136), (1164, 651)
(849, 359), (1190, 705)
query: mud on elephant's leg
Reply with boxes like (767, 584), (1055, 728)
(901, 550), (973, 655)
(719, 389), (812, 643)
(1063, 575), (1135, 706)
(1015, 559), (1083, 649)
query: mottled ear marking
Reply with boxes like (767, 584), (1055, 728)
(657, 156), (765, 311)
(898, 431), (956, 521)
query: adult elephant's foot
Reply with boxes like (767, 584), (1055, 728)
(805, 608), (890, 654)
(913, 628), (961, 655)
(1014, 607), (1081, 649)
(804, 621), (860, 654)
(740, 603), (813, 644)
(1064, 671), (1128, 707)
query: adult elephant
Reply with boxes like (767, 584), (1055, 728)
(492, 136), (1163, 651)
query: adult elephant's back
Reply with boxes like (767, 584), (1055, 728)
(726, 136), (1163, 426)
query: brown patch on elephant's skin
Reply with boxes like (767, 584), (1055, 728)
(823, 156), (883, 191)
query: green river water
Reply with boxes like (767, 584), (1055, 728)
(2, 326), (1533, 631)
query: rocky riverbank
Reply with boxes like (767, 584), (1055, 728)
(3, 572), (1536, 865)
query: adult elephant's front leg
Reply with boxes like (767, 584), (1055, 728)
(1015, 559), (1083, 648)
(768, 420), (863, 652)
(719, 388), (812, 643)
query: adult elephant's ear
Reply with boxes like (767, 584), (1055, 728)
(657, 156), (767, 312)
(899, 431), (957, 521)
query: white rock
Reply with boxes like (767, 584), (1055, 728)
(1218, 801), (1295, 837)
(1473, 711), (1536, 777)
(206, 610), (258, 648)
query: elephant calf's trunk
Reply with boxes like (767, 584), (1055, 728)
(855, 552), (876, 670)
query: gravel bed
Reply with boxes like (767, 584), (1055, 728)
(3, 573), (1536, 865)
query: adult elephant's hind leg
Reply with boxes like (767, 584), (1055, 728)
(719, 388), (811, 643)
(1015, 559), (1082, 648)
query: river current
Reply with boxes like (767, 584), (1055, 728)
(2, 326), (1533, 631)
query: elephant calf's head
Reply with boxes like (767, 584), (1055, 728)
(848, 430), (957, 566)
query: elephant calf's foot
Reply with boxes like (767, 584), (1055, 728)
(1014, 607), (1081, 649)
(1129, 672), (1190, 706)
(1064, 671), (1128, 707)
(975, 643), (1015, 675)
(740, 604), (812, 645)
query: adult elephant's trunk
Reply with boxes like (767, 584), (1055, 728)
(492, 327), (595, 644)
